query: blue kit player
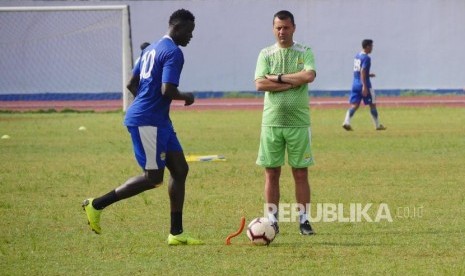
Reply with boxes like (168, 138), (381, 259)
(343, 39), (386, 131)
(82, 9), (203, 245)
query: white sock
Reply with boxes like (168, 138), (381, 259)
(268, 212), (278, 223)
(370, 108), (380, 128)
(344, 110), (351, 125)
(371, 115), (380, 128)
(299, 212), (308, 224)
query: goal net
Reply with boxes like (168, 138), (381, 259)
(0, 5), (133, 110)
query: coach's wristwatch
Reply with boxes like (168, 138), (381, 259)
(277, 73), (284, 83)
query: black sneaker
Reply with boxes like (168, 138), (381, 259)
(299, 220), (314, 235)
(272, 222), (280, 235)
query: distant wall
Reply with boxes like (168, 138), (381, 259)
(1, 0), (464, 96)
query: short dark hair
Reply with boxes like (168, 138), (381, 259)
(273, 10), (295, 26)
(140, 42), (150, 50)
(169, 9), (195, 26)
(362, 39), (373, 49)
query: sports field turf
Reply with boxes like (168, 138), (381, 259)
(1, 106), (464, 275)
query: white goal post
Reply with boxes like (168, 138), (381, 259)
(0, 5), (134, 111)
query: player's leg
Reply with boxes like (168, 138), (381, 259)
(82, 126), (165, 234)
(165, 151), (188, 235)
(92, 170), (163, 208)
(370, 104), (386, 130)
(114, 170), (164, 200)
(164, 129), (203, 245)
(292, 168), (310, 218)
(366, 89), (386, 130)
(343, 89), (361, 130)
(286, 127), (315, 235)
(265, 167), (281, 226)
(115, 126), (166, 201)
(257, 126), (285, 233)
(343, 103), (359, 129)
(291, 167), (313, 235)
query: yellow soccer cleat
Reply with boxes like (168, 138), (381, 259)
(82, 198), (102, 234)
(167, 233), (204, 245)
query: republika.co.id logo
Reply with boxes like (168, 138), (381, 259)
(263, 203), (422, 223)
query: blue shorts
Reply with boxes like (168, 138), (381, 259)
(127, 125), (182, 170)
(349, 88), (376, 105)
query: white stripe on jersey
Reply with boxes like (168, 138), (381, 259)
(139, 126), (158, 170)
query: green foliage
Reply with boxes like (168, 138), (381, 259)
(1, 107), (464, 275)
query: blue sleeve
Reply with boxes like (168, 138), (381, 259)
(361, 56), (371, 70)
(162, 48), (184, 87)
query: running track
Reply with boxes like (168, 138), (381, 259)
(1, 96), (464, 112)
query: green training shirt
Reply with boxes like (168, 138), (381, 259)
(254, 42), (316, 127)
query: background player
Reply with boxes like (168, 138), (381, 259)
(343, 39), (386, 131)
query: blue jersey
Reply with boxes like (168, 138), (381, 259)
(352, 52), (371, 90)
(124, 36), (184, 127)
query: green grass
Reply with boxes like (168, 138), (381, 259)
(1, 107), (464, 275)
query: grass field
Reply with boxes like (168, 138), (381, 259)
(1, 106), (464, 275)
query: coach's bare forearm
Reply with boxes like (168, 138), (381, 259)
(281, 70), (316, 85)
(255, 78), (292, 92)
(257, 70), (315, 92)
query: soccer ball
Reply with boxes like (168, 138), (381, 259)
(246, 217), (276, 245)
